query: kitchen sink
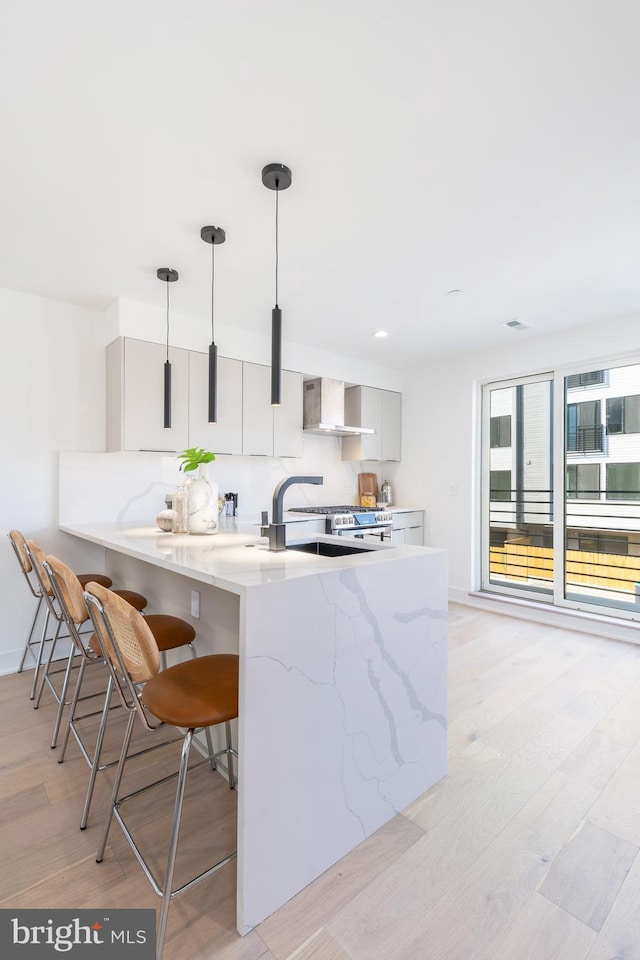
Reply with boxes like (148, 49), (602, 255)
(286, 539), (376, 557)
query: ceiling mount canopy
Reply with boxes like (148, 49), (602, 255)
(157, 267), (179, 429)
(200, 226), (226, 424)
(156, 268), (178, 284)
(262, 162), (292, 407)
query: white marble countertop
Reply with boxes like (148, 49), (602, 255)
(60, 519), (436, 597)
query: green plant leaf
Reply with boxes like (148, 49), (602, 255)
(177, 447), (216, 471)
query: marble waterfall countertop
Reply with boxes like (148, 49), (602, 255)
(59, 519), (435, 596)
(61, 516), (448, 935)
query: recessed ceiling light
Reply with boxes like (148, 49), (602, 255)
(374, 330), (388, 338)
(447, 289), (463, 296)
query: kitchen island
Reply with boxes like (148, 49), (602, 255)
(60, 520), (448, 934)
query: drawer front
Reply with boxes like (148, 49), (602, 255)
(392, 511), (424, 530)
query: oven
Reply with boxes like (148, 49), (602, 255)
(337, 525), (393, 543)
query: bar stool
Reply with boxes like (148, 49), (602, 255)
(84, 581), (238, 960)
(8, 529), (114, 700)
(25, 539), (147, 749)
(44, 554), (197, 829)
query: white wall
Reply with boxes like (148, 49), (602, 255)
(0, 288), (109, 674)
(396, 314), (640, 604)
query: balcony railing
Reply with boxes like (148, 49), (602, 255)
(566, 424), (603, 453)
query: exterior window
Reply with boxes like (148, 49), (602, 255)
(606, 395), (640, 435)
(566, 463), (600, 500)
(566, 370), (605, 388)
(490, 415), (511, 448)
(567, 401), (602, 452)
(606, 463), (640, 500)
(490, 470), (511, 502)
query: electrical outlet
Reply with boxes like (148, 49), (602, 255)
(190, 589), (200, 619)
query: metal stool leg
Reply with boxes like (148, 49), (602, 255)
(50, 645), (78, 748)
(96, 711), (137, 863)
(58, 658), (86, 763)
(225, 721), (235, 789)
(18, 595), (44, 673)
(29, 608), (50, 700)
(156, 730), (194, 960)
(34, 619), (62, 708)
(80, 676), (114, 830)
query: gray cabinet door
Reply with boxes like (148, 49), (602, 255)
(110, 337), (189, 452)
(242, 362), (273, 456)
(382, 390), (402, 461)
(343, 385), (401, 462)
(188, 352), (243, 455)
(274, 370), (303, 457)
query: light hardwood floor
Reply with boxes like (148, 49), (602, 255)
(3, 603), (640, 960)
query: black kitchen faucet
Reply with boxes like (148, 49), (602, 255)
(260, 476), (324, 552)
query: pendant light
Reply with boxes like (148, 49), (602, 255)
(200, 226), (226, 423)
(156, 267), (178, 428)
(262, 162), (292, 406)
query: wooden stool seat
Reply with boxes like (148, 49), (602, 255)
(77, 573), (113, 588)
(142, 653), (238, 729)
(111, 589), (147, 611)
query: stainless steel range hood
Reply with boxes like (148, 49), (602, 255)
(303, 378), (375, 436)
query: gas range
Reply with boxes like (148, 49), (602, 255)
(289, 505), (393, 535)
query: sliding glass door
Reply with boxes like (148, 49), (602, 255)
(482, 358), (640, 620)
(563, 361), (640, 614)
(482, 373), (554, 601)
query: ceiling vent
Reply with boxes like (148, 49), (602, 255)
(502, 318), (528, 329)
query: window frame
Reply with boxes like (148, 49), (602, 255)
(606, 394), (640, 435)
(490, 414), (512, 448)
(566, 462), (600, 500)
(605, 462), (640, 501)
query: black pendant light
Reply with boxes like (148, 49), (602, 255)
(200, 226), (226, 423)
(157, 267), (178, 428)
(262, 162), (292, 406)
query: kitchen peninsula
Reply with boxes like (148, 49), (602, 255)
(60, 518), (448, 933)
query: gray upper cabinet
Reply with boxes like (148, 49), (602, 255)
(242, 363), (303, 457)
(105, 336), (313, 459)
(107, 337), (189, 452)
(381, 389), (402, 461)
(274, 369), (303, 457)
(188, 352), (243, 455)
(341, 385), (402, 462)
(242, 362), (273, 456)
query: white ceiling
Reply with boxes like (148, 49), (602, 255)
(2, 0), (640, 369)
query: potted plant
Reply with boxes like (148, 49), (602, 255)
(176, 448), (218, 535)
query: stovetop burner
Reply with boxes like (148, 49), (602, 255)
(289, 505), (369, 515)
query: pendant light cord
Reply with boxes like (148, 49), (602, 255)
(211, 240), (215, 342)
(275, 181), (279, 306)
(165, 281), (170, 363)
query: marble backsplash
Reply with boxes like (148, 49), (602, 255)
(59, 434), (400, 526)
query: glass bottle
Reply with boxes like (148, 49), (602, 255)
(171, 482), (189, 534)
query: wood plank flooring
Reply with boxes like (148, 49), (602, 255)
(3, 603), (640, 959)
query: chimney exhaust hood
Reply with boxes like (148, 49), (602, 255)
(303, 378), (375, 436)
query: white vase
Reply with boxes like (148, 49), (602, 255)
(187, 464), (219, 535)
